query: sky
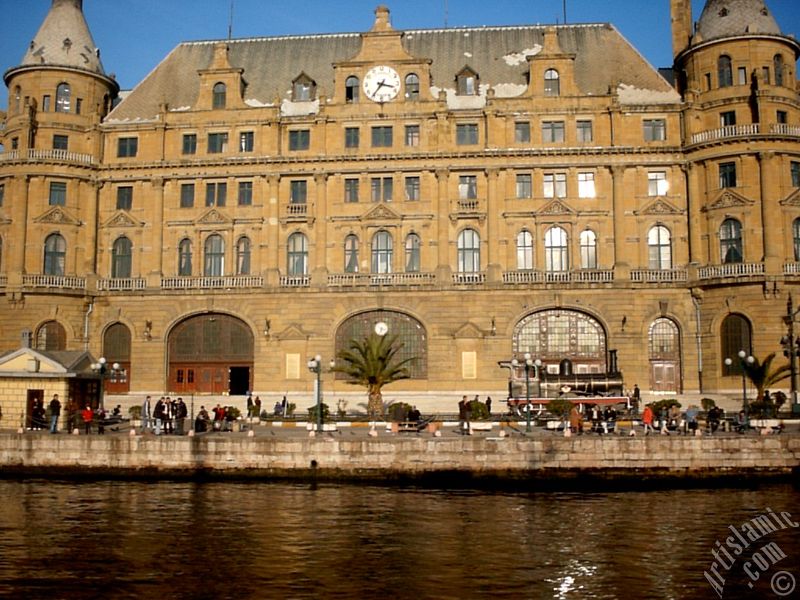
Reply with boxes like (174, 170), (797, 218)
(0, 0), (799, 108)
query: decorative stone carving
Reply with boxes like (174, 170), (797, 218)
(103, 211), (143, 228)
(34, 206), (80, 226)
(196, 209), (232, 225)
(362, 204), (400, 221)
(538, 199), (575, 215)
(703, 189), (753, 212)
(637, 198), (684, 216)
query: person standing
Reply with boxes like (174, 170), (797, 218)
(642, 404), (654, 436)
(66, 398), (77, 433)
(81, 405), (93, 435)
(246, 393), (254, 418)
(458, 396), (467, 435)
(485, 396), (492, 415)
(153, 397), (165, 435)
(141, 395), (152, 433)
(175, 397), (187, 435)
(48, 394), (61, 434)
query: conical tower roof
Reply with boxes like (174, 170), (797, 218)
(18, 0), (105, 75)
(696, 0), (781, 41)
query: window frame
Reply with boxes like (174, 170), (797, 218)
(719, 162), (737, 189)
(458, 175), (478, 200)
(205, 182), (227, 207)
(371, 230), (393, 274)
(345, 76), (360, 103)
(287, 232), (308, 275)
(543, 173), (567, 199)
(344, 234), (359, 273)
(290, 180), (308, 204)
(49, 182), (67, 206)
(55, 82), (71, 113)
(344, 127), (360, 149)
(371, 126), (393, 148)
(405, 233), (421, 272)
(182, 133), (197, 155)
(643, 119), (667, 142)
(288, 129), (310, 151)
(180, 183), (195, 208)
(516, 173), (532, 199)
(544, 69), (560, 96)
(237, 181), (253, 206)
(111, 236), (133, 279)
(578, 172), (596, 199)
(44, 233), (66, 276)
(720, 218), (743, 264)
(576, 120), (593, 143)
(344, 178), (360, 203)
(236, 236), (251, 275)
(203, 234), (225, 276)
(178, 239), (193, 276)
(514, 122), (531, 144)
(239, 131), (254, 153)
(404, 176), (420, 201)
(207, 132), (229, 154)
(371, 177), (393, 202)
(648, 172), (668, 197)
(579, 229), (597, 269)
(117, 137), (138, 158)
(718, 55), (733, 88)
(457, 229), (481, 273)
(542, 120), (565, 143)
(116, 186), (133, 211)
(516, 230), (533, 270)
(544, 226), (569, 272)
(404, 124), (420, 147)
(648, 225), (672, 270)
(52, 134), (68, 150)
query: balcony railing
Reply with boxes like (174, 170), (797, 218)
(161, 276), (263, 290)
(503, 270), (544, 284)
(280, 275), (310, 288)
(97, 278), (147, 292)
(697, 263), (764, 280)
(631, 269), (688, 283)
(0, 148), (95, 165)
(503, 270), (614, 284)
(0, 276), (7, 287)
(286, 203), (308, 216)
(23, 274), (86, 290)
(453, 272), (485, 285)
(689, 123), (800, 145)
(784, 262), (800, 275)
(456, 198), (482, 212)
(328, 272), (436, 287)
(572, 269), (614, 283)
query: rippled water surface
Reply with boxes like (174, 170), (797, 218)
(0, 480), (798, 599)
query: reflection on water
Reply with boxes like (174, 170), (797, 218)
(0, 480), (797, 599)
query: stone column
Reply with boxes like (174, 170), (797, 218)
(265, 174), (280, 286)
(9, 175), (31, 286)
(435, 168), (451, 283)
(485, 168), (502, 283)
(311, 172), (328, 287)
(610, 165), (629, 280)
(147, 177), (165, 287)
(758, 152), (782, 275)
(82, 179), (100, 277)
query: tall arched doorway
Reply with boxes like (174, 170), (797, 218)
(168, 313), (254, 394)
(103, 323), (131, 393)
(648, 318), (682, 392)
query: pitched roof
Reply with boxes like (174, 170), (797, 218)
(696, 0), (781, 41)
(107, 22), (677, 122)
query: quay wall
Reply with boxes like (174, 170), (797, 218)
(1, 433), (799, 483)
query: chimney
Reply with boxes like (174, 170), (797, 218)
(21, 330), (33, 349)
(670, 0), (693, 59)
(53, 0), (83, 10)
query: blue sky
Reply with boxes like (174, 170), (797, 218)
(1, 0), (799, 107)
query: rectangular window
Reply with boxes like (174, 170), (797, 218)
(405, 125), (420, 147)
(11, 138), (18, 150)
(238, 181), (253, 206)
(577, 120), (593, 143)
(117, 137), (138, 158)
(791, 162), (800, 188)
(648, 172), (668, 196)
(404, 176), (420, 201)
(762, 67), (770, 85)
(720, 111), (736, 127)
(53, 135), (68, 150)
(290, 180), (307, 203)
(344, 127), (360, 149)
(371, 177), (393, 202)
(458, 175), (478, 200)
(75, 98), (82, 115)
(116, 186), (133, 211)
(738, 67), (748, 85)
(180, 183), (195, 208)
(0, 183), (5, 207)
(344, 178), (359, 203)
(778, 111), (788, 124)
(49, 182), (67, 206)
(205, 182), (227, 207)
(207, 132), (228, 154)
(182, 134), (197, 155)
(578, 172), (596, 198)
(719, 162), (737, 188)
(42, 95), (51, 112)
(456, 123), (479, 145)
(705, 73), (712, 90)
(514, 122), (531, 144)
(239, 131), (254, 152)
(543, 173), (566, 198)
(288, 130), (310, 151)
(643, 119), (667, 142)
(542, 121), (565, 143)
(516, 174), (532, 199)
(371, 126), (393, 148)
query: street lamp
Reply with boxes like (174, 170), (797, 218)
(307, 355), (335, 434)
(781, 294), (800, 412)
(724, 350), (754, 428)
(91, 357), (121, 410)
(511, 353), (542, 432)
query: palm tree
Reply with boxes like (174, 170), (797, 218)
(332, 333), (415, 417)
(741, 352), (790, 402)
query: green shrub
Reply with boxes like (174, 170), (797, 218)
(128, 405), (142, 419)
(387, 402), (412, 421)
(649, 399), (681, 416)
(547, 398), (573, 419)
(307, 402), (330, 422)
(468, 400), (489, 420)
(700, 398), (716, 412)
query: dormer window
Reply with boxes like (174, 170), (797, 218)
(212, 82), (226, 109)
(544, 69), (560, 96)
(345, 76), (359, 103)
(405, 73), (420, 100)
(55, 82), (70, 113)
(292, 74), (316, 101)
(456, 67), (479, 96)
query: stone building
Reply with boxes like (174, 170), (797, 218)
(0, 0), (798, 411)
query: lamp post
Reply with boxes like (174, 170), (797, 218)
(307, 356), (335, 433)
(511, 353), (542, 432)
(781, 294), (800, 411)
(91, 357), (121, 410)
(724, 350), (754, 428)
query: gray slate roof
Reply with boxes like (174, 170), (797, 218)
(108, 22), (675, 123)
(696, 0), (781, 41)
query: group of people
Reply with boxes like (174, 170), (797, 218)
(141, 395), (189, 435)
(246, 394), (263, 419)
(193, 404), (240, 433)
(457, 395), (492, 434)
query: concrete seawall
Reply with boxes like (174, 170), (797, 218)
(1, 433), (799, 485)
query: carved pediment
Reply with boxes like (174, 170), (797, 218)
(703, 189), (753, 212)
(362, 203), (401, 222)
(196, 208), (232, 226)
(275, 323), (311, 341)
(780, 189), (800, 207)
(34, 206), (80, 226)
(636, 198), (684, 216)
(452, 321), (485, 339)
(537, 199), (575, 216)
(103, 211), (143, 228)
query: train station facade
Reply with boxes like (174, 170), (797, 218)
(0, 0), (798, 409)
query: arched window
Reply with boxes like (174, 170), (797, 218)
(794, 218), (800, 261)
(405, 73), (420, 100)
(720, 218), (743, 263)
(287, 232), (308, 275)
(514, 309), (606, 373)
(111, 237), (132, 278)
(649, 318), (682, 392)
(56, 82), (71, 113)
(516, 230), (533, 270)
(544, 69), (560, 96)
(103, 322), (131, 392)
(648, 225), (672, 270)
(13, 86), (21, 114)
(405, 233), (421, 272)
(344, 235), (359, 273)
(36, 321), (66, 351)
(236, 237), (251, 275)
(721, 314), (752, 376)
(457, 229), (481, 272)
(718, 55), (733, 88)
(212, 82), (226, 109)
(371, 231), (393, 274)
(44, 233), (66, 276)
(544, 226), (568, 272)
(345, 76), (359, 103)
(580, 230), (597, 269)
(774, 55), (785, 86)
(178, 239), (192, 276)
(204, 234), (225, 276)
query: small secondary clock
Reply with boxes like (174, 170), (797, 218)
(374, 321), (389, 336)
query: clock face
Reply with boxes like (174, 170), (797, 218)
(363, 66), (401, 103)
(374, 321), (389, 336)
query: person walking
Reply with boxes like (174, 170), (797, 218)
(642, 404), (654, 436)
(81, 405), (93, 435)
(48, 394), (61, 434)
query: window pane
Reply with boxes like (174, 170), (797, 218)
(182, 134), (197, 155)
(516, 231), (533, 269)
(404, 176), (420, 201)
(116, 186), (133, 211)
(514, 122), (530, 143)
(516, 174), (532, 199)
(49, 182), (67, 206)
(238, 181), (253, 206)
(180, 184), (195, 208)
(405, 234), (420, 272)
(578, 173), (595, 198)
